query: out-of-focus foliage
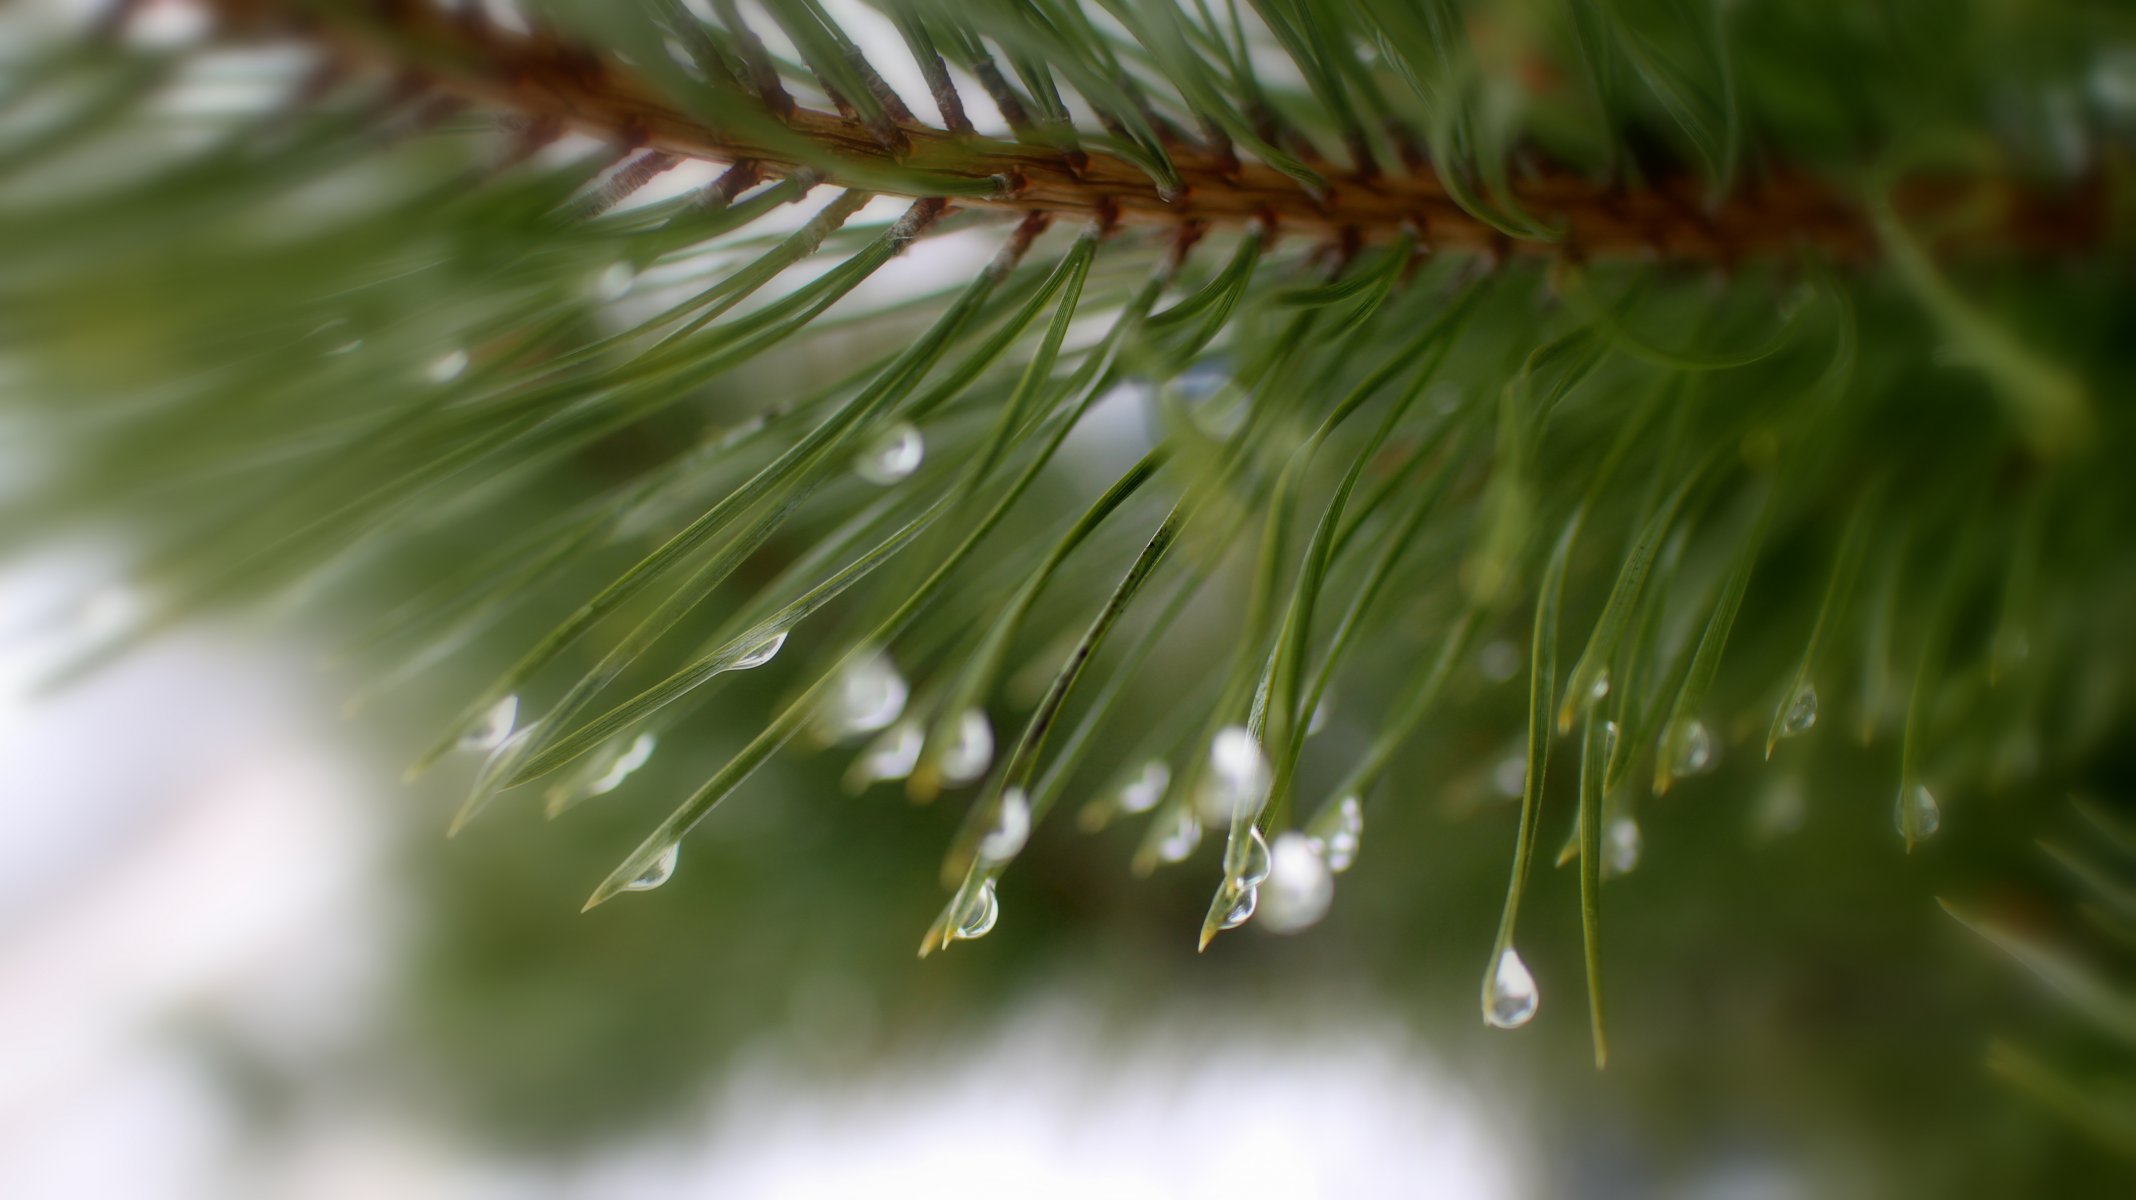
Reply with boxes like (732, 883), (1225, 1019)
(2, 0), (2134, 1190)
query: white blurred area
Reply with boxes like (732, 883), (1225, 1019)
(0, 550), (1523, 1199)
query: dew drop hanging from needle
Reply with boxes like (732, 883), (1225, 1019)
(1781, 684), (1819, 737)
(1603, 815), (1643, 878)
(1156, 809), (1202, 863)
(458, 694), (519, 754)
(976, 788), (1030, 864)
(1895, 784), (1942, 842)
(731, 628), (787, 670)
(853, 422), (923, 485)
(1485, 948), (1540, 1029)
(936, 709), (993, 786)
(1322, 794), (1363, 873)
(1257, 832), (1334, 933)
(623, 843), (679, 892)
(1118, 761), (1170, 814)
(1672, 719), (1716, 777)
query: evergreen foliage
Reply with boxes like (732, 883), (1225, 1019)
(3, 0), (2133, 1162)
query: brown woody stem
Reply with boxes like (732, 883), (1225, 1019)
(221, 1), (2102, 264)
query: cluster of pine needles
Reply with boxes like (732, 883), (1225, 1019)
(2, 0), (2133, 1147)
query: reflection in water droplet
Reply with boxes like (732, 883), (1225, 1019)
(458, 694), (519, 753)
(951, 878), (998, 940)
(1118, 761), (1170, 814)
(937, 709), (993, 786)
(1258, 832), (1334, 934)
(1156, 809), (1201, 863)
(426, 349), (469, 383)
(854, 422), (924, 485)
(1195, 726), (1271, 826)
(625, 842), (680, 892)
(732, 629), (787, 670)
(1216, 882), (1258, 930)
(1324, 794), (1363, 873)
(1485, 948), (1540, 1029)
(1896, 784), (1942, 842)
(849, 720), (923, 788)
(1603, 815), (1643, 878)
(977, 788), (1031, 864)
(817, 652), (908, 742)
(1672, 719), (1716, 777)
(1781, 684), (1819, 737)
(1238, 825), (1273, 886)
(588, 733), (657, 797)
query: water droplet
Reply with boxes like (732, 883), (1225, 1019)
(1156, 808), (1202, 863)
(1258, 832), (1335, 934)
(1895, 784), (1942, 842)
(933, 709), (993, 787)
(1601, 719), (1620, 764)
(1671, 719), (1716, 777)
(1324, 794), (1363, 873)
(1237, 825), (1273, 887)
(1492, 755), (1526, 800)
(1118, 761), (1170, 814)
(594, 261), (636, 302)
(1216, 881), (1258, 930)
(1477, 639), (1521, 683)
(624, 842), (679, 892)
(425, 348), (468, 383)
(853, 422), (923, 485)
(849, 719), (922, 788)
(1485, 948), (1540, 1029)
(1194, 726), (1271, 826)
(951, 878), (998, 940)
(816, 652), (908, 741)
(1603, 815), (1643, 878)
(732, 628), (787, 670)
(458, 694), (519, 753)
(976, 787), (1030, 864)
(1588, 671), (1611, 704)
(1780, 685), (1818, 737)
(588, 733), (656, 797)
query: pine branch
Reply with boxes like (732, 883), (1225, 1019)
(211, 0), (2104, 264)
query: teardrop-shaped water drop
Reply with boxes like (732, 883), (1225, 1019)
(951, 878), (998, 940)
(1257, 832), (1334, 934)
(976, 787), (1031, 864)
(1156, 808), (1202, 863)
(1588, 671), (1611, 704)
(817, 652), (908, 741)
(1195, 726), (1271, 826)
(1781, 684), (1819, 737)
(588, 733), (657, 797)
(425, 348), (469, 383)
(732, 628), (787, 670)
(1485, 948), (1540, 1029)
(1672, 719), (1716, 777)
(1216, 881), (1258, 930)
(853, 422), (923, 485)
(1119, 761), (1170, 814)
(1895, 784), (1942, 842)
(849, 719), (922, 789)
(1603, 815), (1643, 878)
(458, 694), (519, 754)
(624, 842), (679, 892)
(937, 709), (993, 787)
(1324, 794), (1364, 873)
